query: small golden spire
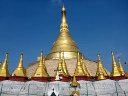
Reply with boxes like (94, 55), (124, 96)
(82, 54), (90, 77)
(32, 50), (49, 77)
(96, 52), (108, 77)
(0, 62), (1, 67)
(74, 52), (85, 76)
(54, 52), (66, 76)
(110, 50), (121, 77)
(118, 56), (127, 76)
(97, 67), (106, 80)
(12, 52), (27, 77)
(70, 76), (80, 87)
(0, 51), (9, 77)
(62, 52), (70, 76)
(43, 56), (47, 71)
(71, 89), (80, 96)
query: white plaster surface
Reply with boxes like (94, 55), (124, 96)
(0, 79), (128, 96)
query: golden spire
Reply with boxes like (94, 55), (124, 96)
(32, 50), (49, 77)
(46, 4), (82, 60)
(0, 51), (9, 77)
(62, 51), (70, 76)
(74, 52), (85, 76)
(12, 52), (27, 77)
(70, 76), (80, 87)
(97, 67), (106, 80)
(54, 52), (66, 76)
(43, 56), (47, 71)
(118, 56), (127, 76)
(110, 51), (121, 77)
(82, 54), (90, 77)
(96, 52), (108, 77)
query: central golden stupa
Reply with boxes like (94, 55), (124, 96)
(46, 4), (82, 60)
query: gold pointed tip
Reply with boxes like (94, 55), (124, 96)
(98, 52), (100, 56)
(6, 50), (8, 54)
(41, 49), (43, 53)
(63, 3), (65, 8)
(21, 51), (23, 55)
(111, 50), (113, 53)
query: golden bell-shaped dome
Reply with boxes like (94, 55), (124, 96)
(46, 4), (82, 60)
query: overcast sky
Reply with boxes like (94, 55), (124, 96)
(0, 0), (128, 73)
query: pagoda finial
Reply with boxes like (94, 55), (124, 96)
(12, 52), (27, 77)
(62, 51), (70, 76)
(118, 56), (127, 76)
(54, 52), (66, 76)
(70, 76), (80, 87)
(0, 51), (9, 77)
(110, 50), (121, 77)
(60, 3), (68, 32)
(97, 67), (106, 80)
(82, 54), (90, 77)
(74, 52), (85, 76)
(32, 50), (49, 77)
(96, 52), (108, 77)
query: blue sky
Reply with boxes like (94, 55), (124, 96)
(0, 0), (128, 73)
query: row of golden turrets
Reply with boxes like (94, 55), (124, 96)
(0, 50), (127, 81)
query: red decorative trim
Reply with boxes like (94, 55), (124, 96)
(105, 76), (110, 79)
(75, 76), (86, 81)
(9, 76), (28, 81)
(0, 77), (9, 81)
(86, 77), (92, 81)
(31, 77), (48, 81)
(110, 76), (126, 80)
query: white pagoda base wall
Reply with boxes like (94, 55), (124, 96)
(0, 79), (128, 96)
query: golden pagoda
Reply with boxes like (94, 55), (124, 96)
(62, 52), (70, 76)
(54, 52), (66, 77)
(0, 52), (9, 77)
(118, 56), (127, 77)
(46, 4), (82, 60)
(81, 54), (90, 77)
(70, 76), (80, 87)
(96, 53), (108, 77)
(74, 52), (85, 76)
(110, 51), (121, 77)
(12, 52), (27, 77)
(32, 50), (49, 77)
(97, 67), (106, 80)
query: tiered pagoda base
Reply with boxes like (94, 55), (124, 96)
(0, 77), (9, 81)
(31, 77), (49, 82)
(110, 76), (126, 80)
(51, 74), (71, 82)
(9, 76), (28, 81)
